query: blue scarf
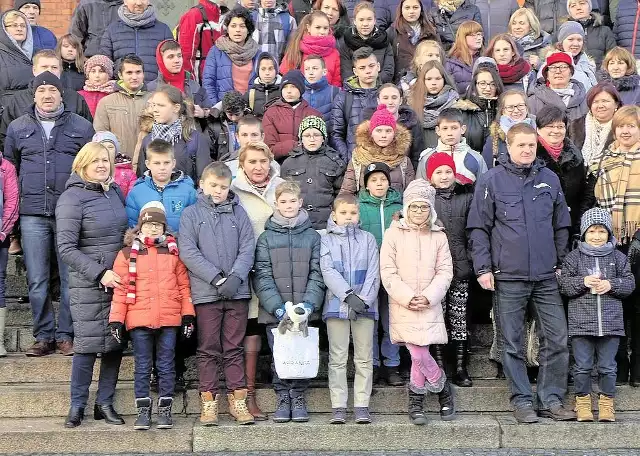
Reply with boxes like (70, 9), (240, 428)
(499, 115), (536, 134)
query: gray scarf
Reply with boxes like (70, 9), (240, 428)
(423, 86), (459, 128)
(271, 208), (309, 228)
(578, 241), (616, 257)
(215, 36), (260, 67)
(35, 103), (65, 121)
(117, 4), (157, 28)
(550, 83), (575, 107)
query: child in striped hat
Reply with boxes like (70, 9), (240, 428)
(108, 201), (195, 431)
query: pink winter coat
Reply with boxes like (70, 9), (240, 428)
(380, 219), (453, 346)
(0, 157), (19, 242)
(114, 162), (137, 197)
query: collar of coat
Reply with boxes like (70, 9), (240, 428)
(354, 121), (412, 161)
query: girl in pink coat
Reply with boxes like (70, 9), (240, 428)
(380, 178), (454, 425)
(93, 132), (137, 197)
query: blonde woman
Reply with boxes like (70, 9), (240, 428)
(507, 8), (551, 69)
(0, 9), (33, 92)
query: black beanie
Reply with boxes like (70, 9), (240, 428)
(280, 70), (305, 95)
(14, 0), (40, 10)
(33, 71), (63, 94)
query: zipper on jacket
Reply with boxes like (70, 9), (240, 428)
(35, 120), (49, 215)
(379, 201), (385, 242)
(595, 257), (603, 337)
(288, 227), (294, 303)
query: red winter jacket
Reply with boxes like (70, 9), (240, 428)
(177, 0), (222, 81)
(262, 99), (322, 160)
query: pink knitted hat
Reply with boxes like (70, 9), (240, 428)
(369, 104), (397, 134)
(83, 54), (114, 79)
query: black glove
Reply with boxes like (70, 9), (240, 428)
(345, 293), (368, 321)
(108, 322), (125, 343)
(181, 315), (195, 339)
(217, 274), (242, 299)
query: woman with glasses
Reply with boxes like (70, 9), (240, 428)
(445, 20), (484, 95)
(0, 10), (34, 94)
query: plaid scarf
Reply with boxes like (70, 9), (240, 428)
(151, 118), (182, 144)
(126, 234), (179, 305)
(590, 143), (640, 243)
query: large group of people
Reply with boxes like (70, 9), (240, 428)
(0, 0), (638, 433)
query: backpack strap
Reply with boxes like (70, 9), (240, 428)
(400, 157), (407, 188)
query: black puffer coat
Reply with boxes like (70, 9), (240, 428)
(0, 12), (33, 95)
(338, 27), (395, 84)
(434, 183), (473, 280)
(568, 13), (616, 66)
(524, 0), (568, 35)
(253, 210), (325, 325)
(428, 0), (482, 50)
(454, 97), (497, 154)
(280, 145), (346, 230)
(56, 174), (128, 354)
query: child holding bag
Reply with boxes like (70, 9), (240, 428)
(380, 179), (455, 425)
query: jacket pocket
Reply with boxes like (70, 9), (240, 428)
(533, 190), (553, 221)
(495, 193), (524, 222)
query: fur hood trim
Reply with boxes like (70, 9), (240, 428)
(452, 98), (481, 112)
(354, 120), (412, 159)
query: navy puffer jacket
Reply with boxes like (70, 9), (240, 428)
(303, 77), (341, 134)
(4, 108), (95, 217)
(70, 0), (123, 58)
(98, 17), (173, 83)
(429, 0), (481, 50)
(614, 0), (640, 58)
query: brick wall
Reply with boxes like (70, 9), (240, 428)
(0, 0), (79, 38)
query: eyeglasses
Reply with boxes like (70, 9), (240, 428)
(468, 32), (484, 38)
(548, 64), (571, 72)
(504, 103), (527, 113)
(301, 133), (323, 139)
(409, 204), (430, 213)
(5, 23), (27, 29)
(476, 81), (496, 89)
(543, 124), (566, 131)
(144, 222), (164, 229)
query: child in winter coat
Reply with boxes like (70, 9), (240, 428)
(339, 105), (414, 196)
(253, 181), (325, 423)
(302, 55), (341, 133)
(109, 202), (195, 430)
(280, 11), (342, 87)
(178, 162), (256, 426)
(280, 116), (346, 230)
(245, 53), (282, 118)
(357, 162), (403, 385)
(93, 131), (136, 197)
(57, 34), (85, 91)
(252, 0), (297, 61)
(320, 194), (380, 424)
(380, 179), (455, 425)
(78, 54), (116, 117)
(262, 70), (322, 162)
(559, 208), (636, 423)
(426, 153), (474, 387)
(417, 108), (487, 185)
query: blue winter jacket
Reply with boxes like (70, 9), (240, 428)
(4, 108), (95, 217)
(202, 45), (259, 106)
(614, 0), (640, 58)
(98, 18), (173, 83)
(125, 171), (197, 233)
(303, 77), (341, 135)
(320, 218), (380, 321)
(466, 155), (571, 282)
(32, 26), (57, 52)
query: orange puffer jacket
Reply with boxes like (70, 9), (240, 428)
(109, 231), (195, 330)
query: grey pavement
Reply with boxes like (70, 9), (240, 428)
(16, 451), (640, 456)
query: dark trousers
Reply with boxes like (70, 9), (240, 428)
(496, 278), (569, 409)
(266, 323), (310, 395)
(70, 351), (122, 408)
(196, 300), (248, 394)
(573, 335), (619, 397)
(372, 288), (400, 368)
(616, 297), (640, 378)
(130, 327), (177, 398)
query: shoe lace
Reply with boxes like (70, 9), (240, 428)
(137, 406), (150, 417)
(234, 398), (250, 415)
(292, 395), (306, 410)
(276, 395), (290, 411)
(600, 398), (614, 415)
(202, 399), (218, 415)
(159, 406), (172, 418)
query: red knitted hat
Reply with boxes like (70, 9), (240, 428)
(543, 52), (574, 77)
(426, 152), (456, 181)
(369, 104), (397, 134)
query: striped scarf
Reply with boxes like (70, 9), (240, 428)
(126, 234), (179, 305)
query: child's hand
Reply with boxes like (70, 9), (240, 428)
(409, 296), (428, 310)
(584, 275), (601, 288)
(181, 316), (195, 339)
(101, 270), (123, 290)
(594, 280), (612, 295)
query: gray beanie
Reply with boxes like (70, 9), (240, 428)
(580, 208), (613, 239)
(557, 21), (585, 44)
(567, 0), (592, 15)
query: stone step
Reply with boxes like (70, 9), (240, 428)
(2, 380), (640, 418)
(2, 413), (640, 453)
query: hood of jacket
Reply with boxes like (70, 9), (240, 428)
(114, 79), (147, 97)
(250, 73), (282, 92)
(196, 187), (241, 210)
(231, 160), (282, 194)
(391, 216), (444, 233)
(358, 186), (403, 206)
(596, 70), (640, 92)
(135, 170), (193, 190)
(497, 150), (547, 175)
(344, 75), (379, 94)
(122, 227), (174, 247)
(264, 208), (312, 234)
(288, 143), (338, 158)
(0, 10), (33, 61)
(530, 76), (587, 109)
(562, 11), (605, 28)
(453, 98), (481, 112)
(398, 105), (419, 128)
(354, 120), (412, 159)
(64, 173), (115, 191)
(325, 216), (361, 237)
(253, 51), (280, 78)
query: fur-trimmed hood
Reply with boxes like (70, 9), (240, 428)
(354, 120), (411, 160)
(560, 12), (606, 28)
(596, 70), (640, 91)
(452, 98), (481, 112)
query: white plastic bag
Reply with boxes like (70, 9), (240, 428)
(271, 327), (320, 379)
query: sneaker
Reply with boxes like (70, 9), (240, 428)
(538, 403), (576, 421)
(25, 341), (55, 357)
(513, 403), (539, 424)
(56, 340), (74, 356)
(354, 407), (371, 424)
(330, 407), (347, 424)
(290, 393), (309, 422)
(273, 392), (291, 423)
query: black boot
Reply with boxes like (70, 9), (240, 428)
(438, 380), (456, 421)
(64, 406), (84, 428)
(384, 366), (405, 386)
(134, 397), (152, 430)
(93, 404), (125, 425)
(408, 391), (427, 425)
(157, 397), (173, 429)
(452, 341), (473, 387)
(430, 344), (445, 370)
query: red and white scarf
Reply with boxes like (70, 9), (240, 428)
(126, 234), (178, 305)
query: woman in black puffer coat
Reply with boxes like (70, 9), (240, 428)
(0, 10), (34, 96)
(56, 142), (128, 428)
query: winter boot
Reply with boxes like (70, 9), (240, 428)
(452, 340), (472, 387)
(227, 389), (255, 425)
(134, 397), (152, 430)
(244, 335), (267, 420)
(430, 344), (445, 370)
(408, 391), (427, 425)
(0, 307), (7, 357)
(156, 397), (173, 429)
(598, 394), (615, 422)
(438, 380), (456, 421)
(575, 395), (594, 422)
(273, 391), (291, 423)
(384, 366), (405, 386)
(64, 406), (84, 428)
(290, 391), (309, 422)
(199, 392), (219, 426)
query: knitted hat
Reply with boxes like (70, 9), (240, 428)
(92, 131), (121, 155)
(542, 52), (575, 77)
(84, 55), (114, 79)
(580, 207), (613, 239)
(14, 0), (40, 10)
(369, 104), (397, 134)
(402, 179), (437, 222)
(281, 69), (306, 95)
(363, 162), (392, 187)
(426, 152), (456, 181)
(298, 115), (327, 140)
(33, 71), (62, 94)
(138, 201), (167, 227)
(557, 21), (585, 43)
(567, 0), (592, 14)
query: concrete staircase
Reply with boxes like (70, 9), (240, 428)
(2, 255), (640, 453)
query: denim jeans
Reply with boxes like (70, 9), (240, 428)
(266, 324), (309, 395)
(496, 278), (569, 409)
(130, 327), (177, 398)
(372, 289), (400, 368)
(21, 216), (72, 342)
(70, 351), (122, 408)
(0, 246), (8, 308)
(573, 335), (619, 397)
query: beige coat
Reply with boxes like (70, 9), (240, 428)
(380, 219), (453, 346)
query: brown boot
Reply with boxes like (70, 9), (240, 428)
(25, 341), (55, 357)
(575, 395), (594, 422)
(598, 394), (615, 422)
(244, 335), (267, 420)
(227, 389), (255, 425)
(199, 392), (218, 426)
(8, 235), (22, 255)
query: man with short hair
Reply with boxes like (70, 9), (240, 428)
(15, 0), (57, 52)
(4, 72), (95, 357)
(467, 123), (576, 423)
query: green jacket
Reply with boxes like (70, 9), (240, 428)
(358, 187), (403, 248)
